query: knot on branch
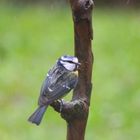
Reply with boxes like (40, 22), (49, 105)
(84, 0), (94, 10)
(70, 0), (94, 22)
(51, 99), (89, 122)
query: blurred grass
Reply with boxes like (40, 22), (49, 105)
(0, 4), (140, 140)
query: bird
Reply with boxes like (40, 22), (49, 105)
(28, 55), (80, 125)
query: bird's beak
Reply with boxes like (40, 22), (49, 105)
(75, 62), (81, 71)
(76, 62), (81, 66)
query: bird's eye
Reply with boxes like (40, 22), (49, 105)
(67, 61), (73, 63)
(61, 60), (73, 64)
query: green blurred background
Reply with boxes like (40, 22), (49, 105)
(0, 1), (140, 140)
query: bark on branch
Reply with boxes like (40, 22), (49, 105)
(51, 0), (94, 139)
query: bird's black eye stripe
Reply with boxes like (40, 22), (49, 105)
(61, 59), (80, 65)
(61, 60), (74, 63)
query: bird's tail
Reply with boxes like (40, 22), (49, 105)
(28, 105), (48, 125)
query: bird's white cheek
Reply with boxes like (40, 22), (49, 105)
(64, 64), (75, 71)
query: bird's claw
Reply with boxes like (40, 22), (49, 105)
(58, 99), (64, 112)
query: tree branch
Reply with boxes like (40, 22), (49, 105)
(51, 0), (94, 139)
(51, 98), (88, 122)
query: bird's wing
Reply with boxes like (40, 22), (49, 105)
(41, 72), (78, 103)
(40, 65), (63, 94)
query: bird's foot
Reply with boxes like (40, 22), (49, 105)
(58, 99), (64, 112)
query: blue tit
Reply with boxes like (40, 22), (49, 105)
(28, 55), (80, 125)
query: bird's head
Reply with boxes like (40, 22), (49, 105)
(58, 55), (80, 71)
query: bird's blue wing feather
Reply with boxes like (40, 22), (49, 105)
(40, 72), (78, 103)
